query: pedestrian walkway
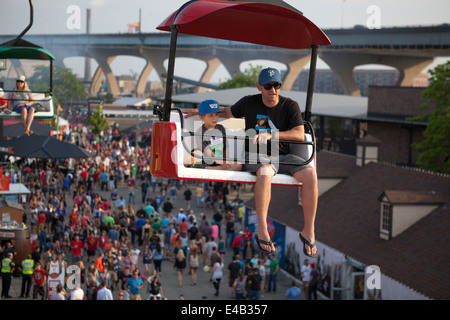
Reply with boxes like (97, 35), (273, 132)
(5, 181), (298, 301)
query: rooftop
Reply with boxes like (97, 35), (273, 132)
(246, 150), (450, 299)
(170, 87), (368, 119)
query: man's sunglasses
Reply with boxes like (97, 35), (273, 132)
(262, 83), (281, 90)
(16, 80), (24, 83)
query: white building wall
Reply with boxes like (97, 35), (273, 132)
(284, 226), (430, 300)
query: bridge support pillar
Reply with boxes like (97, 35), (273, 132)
(198, 57), (222, 92)
(394, 56), (433, 87)
(90, 63), (106, 97)
(90, 56), (120, 97)
(141, 48), (172, 89)
(320, 52), (363, 96)
(283, 55), (311, 90)
(320, 52), (433, 96)
(136, 61), (154, 96)
(219, 58), (242, 81)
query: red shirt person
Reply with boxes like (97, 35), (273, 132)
(32, 263), (47, 300)
(98, 231), (109, 253)
(70, 235), (83, 263)
(86, 233), (98, 259)
(69, 210), (79, 229)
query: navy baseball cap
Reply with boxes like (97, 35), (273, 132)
(198, 99), (224, 116)
(258, 67), (282, 85)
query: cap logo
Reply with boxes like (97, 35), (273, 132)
(209, 103), (218, 109)
(268, 69), (275, 78)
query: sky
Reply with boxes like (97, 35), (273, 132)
(1, 0), (449, 82)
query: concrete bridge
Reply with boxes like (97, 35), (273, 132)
(1, 25), (449, 97)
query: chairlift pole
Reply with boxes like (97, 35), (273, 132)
(161, 24), (179, 122)
(160, 0), (197, 122)
(12, 0), (34, 46)
(304, 45), (318, 123)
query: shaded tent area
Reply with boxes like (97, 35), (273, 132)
(0, 135), (94, 159)
(2, 121), (56, 138)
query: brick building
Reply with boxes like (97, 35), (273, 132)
(0, 199), (25, 224)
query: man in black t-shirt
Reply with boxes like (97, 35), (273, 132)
(246, 267), (262, 300)
(230, 68), (318, 258)
(184, 67), (318, 258)
(227, 254), (242, 288)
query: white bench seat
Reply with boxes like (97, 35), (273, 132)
(1, 93), (54, 118)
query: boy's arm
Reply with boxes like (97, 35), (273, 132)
(222, 106), (234, 119)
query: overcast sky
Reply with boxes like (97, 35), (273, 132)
(1, 0), (449, 81)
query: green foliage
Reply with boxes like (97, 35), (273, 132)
(218, 64), (264, 89)
(408, 61), (450, 174)
(30, 64), (87, 106)
(103, 92), (115, 104)
(88, 104), (109, 134)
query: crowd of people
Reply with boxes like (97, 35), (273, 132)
(1, 65), (323, 302)
(0, 124), (289, 300)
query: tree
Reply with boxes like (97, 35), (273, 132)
(218, 64), (263, 89)
(29, 65), (87, 106)
(408, 61), (450, 174)
(89, 104), (109, 134)
(103, 92), (115, 104)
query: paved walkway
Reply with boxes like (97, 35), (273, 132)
(5, 180), (299, 301)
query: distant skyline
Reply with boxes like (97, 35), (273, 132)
(1, 0), (449, 83)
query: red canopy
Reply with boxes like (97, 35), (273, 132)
(157, 0), (330, 49)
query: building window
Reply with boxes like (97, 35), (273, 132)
(380, 203), (392, 237)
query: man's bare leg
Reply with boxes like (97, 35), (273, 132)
(254, 165), (276, 252)
(293, 167), (318, 256)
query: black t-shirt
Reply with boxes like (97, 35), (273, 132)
(230, 94), (303, 155)
(226, 220), (235, 233)
(247, 273), (262, 291)
(228, 261), (241, 279)
(184, 189), (192, 200)
(188, 226), (199, 240)
(163, 201), (173, 213)
(213, 212), (223, 224)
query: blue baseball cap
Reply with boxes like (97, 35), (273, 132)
(258, 67), (282, 85)
(198, 99), (224, 116)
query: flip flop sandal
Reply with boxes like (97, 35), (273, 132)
(255, 234), (274, 255)
(299, 233), (317, 258)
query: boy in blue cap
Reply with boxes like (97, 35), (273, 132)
(185, 99), (242, 171)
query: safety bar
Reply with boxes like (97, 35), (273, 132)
(171, 107), (315, 167)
